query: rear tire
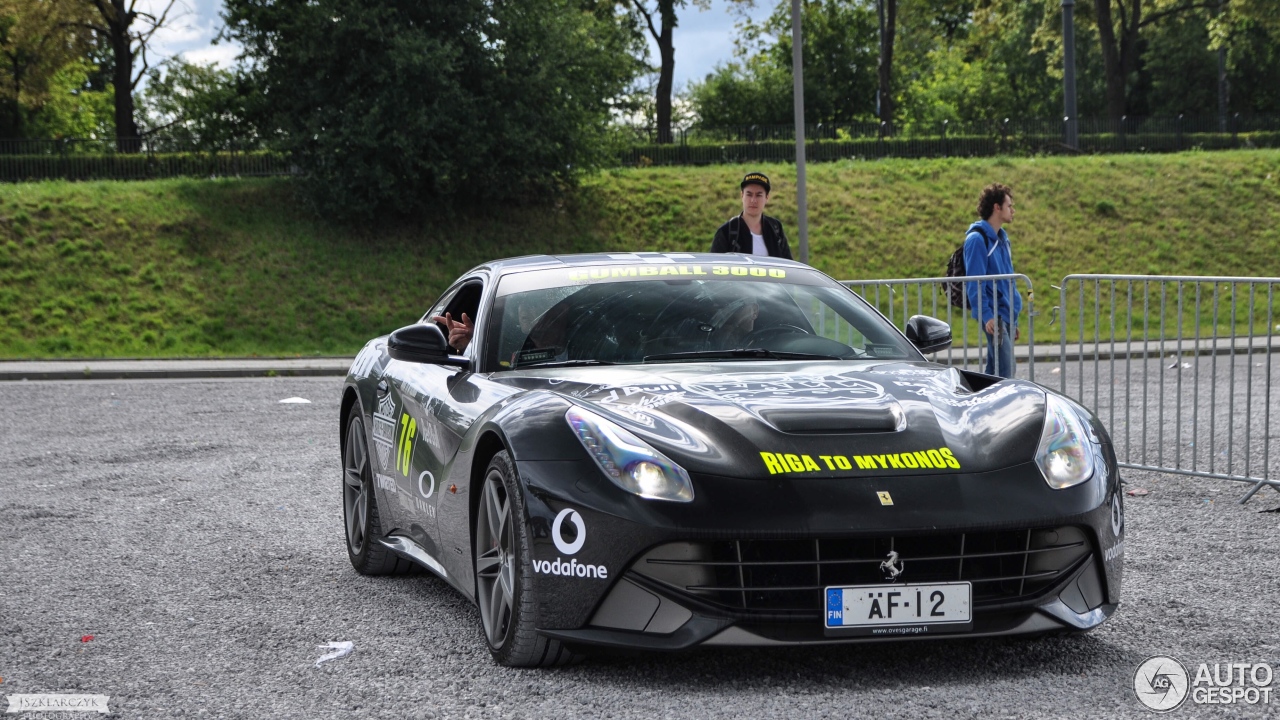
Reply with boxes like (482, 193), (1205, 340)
(474, 451), (584, 667)
(343, 411), (418, 575)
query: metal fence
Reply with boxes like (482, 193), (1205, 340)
(620, 114), (1280, 166)
(7, 112), (1279, 181)
(1053, 275), (1280, 503)
(838, 272), (1280, 504)
(0, 137), (291, 182)
(840, 274), (1036, 380)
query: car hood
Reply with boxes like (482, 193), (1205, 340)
(492, 360), (1047, 477)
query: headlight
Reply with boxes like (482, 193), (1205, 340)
(1035, 394), (1097, 489)
(565, 406), (694, 502)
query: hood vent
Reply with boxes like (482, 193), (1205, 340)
(759, 403), (905, 434)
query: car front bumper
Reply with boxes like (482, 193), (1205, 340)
(518, 453), (1124, 647)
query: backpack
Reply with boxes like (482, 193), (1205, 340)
(944, 226), (994, 309)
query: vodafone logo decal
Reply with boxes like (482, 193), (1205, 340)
(552, 509), (585, 555)
(536, 508), (608, 580)
(1110, 492), (1123, 536)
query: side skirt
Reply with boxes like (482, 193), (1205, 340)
(378, 535), (449, 580)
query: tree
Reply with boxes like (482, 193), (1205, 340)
(223, 0), (643, 221)
(892, 0), (1113, 125)
(1092, 0), (1224, 120)
(687, 56), (794, 126)
(0, 0), (94, 137)
(1209, 0), (1280, 115)
(79, 0), (177, 149)
(138, 59), (256, 149)
(876, 0), (896, 129)
(621, 70), (699, 137)
(770, 0), (878, 123)
(1213, 0), (1280, 35)
(688, 0), (878, 127)
(25, 57), (113, 138)
(627, 0), (710, 144)
(1139, 9), (1218, 115)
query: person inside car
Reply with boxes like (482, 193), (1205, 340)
(432, 312), (473, 353)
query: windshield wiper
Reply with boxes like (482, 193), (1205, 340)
(515, 358), (615, 369)
(643, 348), (841, 363)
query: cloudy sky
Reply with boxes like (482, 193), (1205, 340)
(143, 0), (775, 91)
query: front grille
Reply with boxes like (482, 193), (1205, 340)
(631, 527), (1092, 619)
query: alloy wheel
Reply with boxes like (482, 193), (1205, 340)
(343, 415), (370, 556)
(475, 469), (515, 649)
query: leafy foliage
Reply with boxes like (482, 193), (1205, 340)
(897, 0), (1081, 124)
(689, 0), (878, 127)
(687, 0), (1280, 129)
(24, 58), (114, 139)
(0, 0), (97, 136)
(221, 0), (644, 220)
(687, 57), (795, 127)
(138, 59), (258, 150)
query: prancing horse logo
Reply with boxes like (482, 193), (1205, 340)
(880, 550), (904, 581)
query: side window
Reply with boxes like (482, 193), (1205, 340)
(424, 286), (462, 325)
(443, 282), (483, 324)
(422, 279), (485, 357)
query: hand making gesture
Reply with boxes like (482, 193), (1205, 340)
(431, 312), (474, 352)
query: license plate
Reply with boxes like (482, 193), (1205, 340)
(824, 582), (972, 636)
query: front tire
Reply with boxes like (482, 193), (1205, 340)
(474, 451), (583, 667)
(342, 411), (417, 575)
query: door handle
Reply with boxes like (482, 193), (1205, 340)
(376, 380), (389, 398)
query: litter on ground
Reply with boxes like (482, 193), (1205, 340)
(315, 641), (354, 667)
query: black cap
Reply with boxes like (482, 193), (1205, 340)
(740, 171), (770, 193)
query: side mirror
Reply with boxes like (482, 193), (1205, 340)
(388, 323), (471, 369)
(905, 315), (952, 355)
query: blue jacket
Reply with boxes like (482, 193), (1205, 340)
(963, 220), (1022, 327)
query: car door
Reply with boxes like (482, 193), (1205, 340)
(375, 276), (487, 567)
(428, 366), (520, 584)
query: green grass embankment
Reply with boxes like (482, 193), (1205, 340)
(2, 150), (1279, 359)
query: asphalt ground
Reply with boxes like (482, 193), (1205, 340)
(2, 374), (1279, 719)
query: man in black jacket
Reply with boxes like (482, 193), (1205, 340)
(710, 171), (793, 259)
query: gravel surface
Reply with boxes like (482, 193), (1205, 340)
(2, 376), (1278, 719)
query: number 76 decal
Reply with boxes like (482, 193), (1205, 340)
(397, 413), (416, 477)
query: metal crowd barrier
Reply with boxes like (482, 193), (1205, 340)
(840, 274), (1035, 380)
(837, 272), (1279, 503)
(1053, 275), (1280, 503)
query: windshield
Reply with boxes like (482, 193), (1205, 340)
(484, 263), (917, 369)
